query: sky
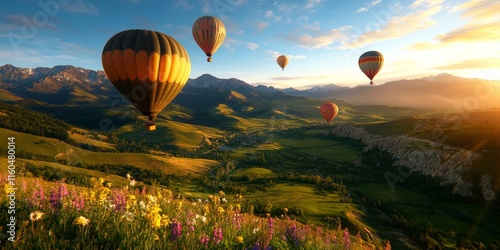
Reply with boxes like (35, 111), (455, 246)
(0, 0), (499, 89)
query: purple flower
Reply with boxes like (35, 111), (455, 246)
(171, 219), (182, 241)
(343, 228), (351, 249)
(233, 210), (242, 230)
(50, 191), (59, 209)
(285, 222), (300, 247)
(58, 182), (68, 200)
(213, 227), (223, 246)
(113, 191), (126, 213)
(200, 234), (209, 246)
(74, 195), (85, 211)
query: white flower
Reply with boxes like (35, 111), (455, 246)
(130, 179), (136, 187)
(126, 173), (131, 180)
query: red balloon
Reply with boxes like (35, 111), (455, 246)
(320, 103), (339, 125)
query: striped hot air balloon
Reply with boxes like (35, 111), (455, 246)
(320, 102), (339, 125)
(192, 16), (226, 62)
(277, 55), (289, 71)
(358, 51), (384, 85)
(102, 29), (191, 131)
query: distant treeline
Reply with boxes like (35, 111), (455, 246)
(0, 102), (70, 141)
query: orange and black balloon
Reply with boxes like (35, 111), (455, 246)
(192, 16), (226, 62)
(102, 29), (191, 131)
(320, 102), (339, 125)
(358, 51), (384, 85)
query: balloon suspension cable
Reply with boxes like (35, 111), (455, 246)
(207, 57), (212, 62)
(146, 116), (156, 131)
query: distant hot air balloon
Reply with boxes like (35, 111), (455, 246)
(320, 102), (339, 125)
(277, 55), (289, 71)
(102, 29), (191, 131)
(192, 16), (226, 62)
(358, 51), (384, 85)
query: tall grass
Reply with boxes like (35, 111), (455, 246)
(0, 174), (388, 249)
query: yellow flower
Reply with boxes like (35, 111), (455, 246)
(235, 204), (241, 211)
(283, 207), (289, 214)
(217, 206), (225, 215)
(154, 234), (160, 241)
(176, 201), (183, 210)
(236, 236), (244, 244)
(74, 216), (90, 226)
(161, 214), (170, 227)
(30, 211), (44, 221)
(106, 182), (112, 188)
(99, 178), (105, 185)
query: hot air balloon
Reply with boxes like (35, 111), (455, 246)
(358, 51), (384, 85)
(320, 102), (339, 125)
(192, 16), (226, 62)
(277, 55), (288, 71)
(102, 29), (191, 131)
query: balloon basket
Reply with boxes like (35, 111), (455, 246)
(146, 124), (156, 131)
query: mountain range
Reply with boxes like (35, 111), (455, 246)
(1, 64), (499, 131)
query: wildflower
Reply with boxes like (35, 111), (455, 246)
(146, 203), (162, 228)
(29, 211), (44, 221)
(235, 204), (241, 211)
(126, 173), (131, 180)
(141, 185), (147, 195)
(58, 182), (68, 200)
(148, 195), (157, 204)
(213, 226), (223, 246)
(106, 182), (112, 188)
(200, 234), (210, 246)
(171, 219), (182, 241)
(139, 201), (146, 210)
(161, 214), (170, 228)
(154, 234), (160, 241)
(122, 212), (134, 222)
(217, 206), (225, 215)
(74, 216), (90, 226)
(130, 179), (136, 187)
(236, 236), (243, 244)
(343, 228), (351, 249)
(283, 207), (289, 214)
(113, 191), (126, 213)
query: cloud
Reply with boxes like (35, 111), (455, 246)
(450, 0), (500, 23)
(273, 2), (298, 13)
(264, 10), (274, 18)
(435, 58), (500, 70)
(175, 0), (194, 10)
(344, 3), (443, 49)
(286, 26), (350, 49)
(255, 21), (269, 32)
(245, 42), (259, 50)
(62, 0), (98, 16)
(437, 23), (500, 43)
(305, 0), (323, 9)
(4, 14), (58, 31)
(355, 0), (382, 13)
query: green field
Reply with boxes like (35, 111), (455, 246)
(0, 128), (218, 176)
(274, 135), (361, 163)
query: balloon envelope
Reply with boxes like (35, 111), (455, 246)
(358, 51), (384, 85)
(102, 29), (191, 131)
(320, 103), (339, 124)
(192, 16), (226, 62)
(277, 55), (289, 71)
